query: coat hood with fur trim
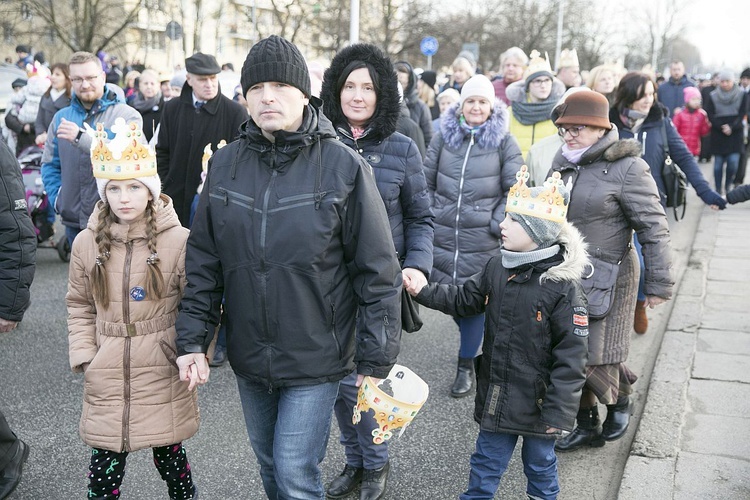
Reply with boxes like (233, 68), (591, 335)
(539, 222), (589, 284)
(440, 100), (511, 150)
(321, 44), (401, 140)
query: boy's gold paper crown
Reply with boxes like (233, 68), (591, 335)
(91, 119), (157, 180)
(506, 165), (568, 223)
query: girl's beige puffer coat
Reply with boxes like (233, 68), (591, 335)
(67, 195), (198, 452)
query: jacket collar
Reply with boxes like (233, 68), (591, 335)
(239, 103), (337, 153)
(86, 195), (181, 242)
(179, 82), (224, 115)
(71, 86), (122, 116)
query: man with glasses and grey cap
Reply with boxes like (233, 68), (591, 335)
(156, 52), (247, 228)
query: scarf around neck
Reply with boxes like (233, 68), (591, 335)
(131, 92), (161, 112)
(502, 244), (560, 269)
(711, 85), (744, 116)
(561, 143), (593, 164)
(511, 96), (557, 126)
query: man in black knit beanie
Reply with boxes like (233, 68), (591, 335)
(175, 35), (402, 499)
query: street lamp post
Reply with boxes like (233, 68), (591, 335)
(350, 0), (360, 44)
(554, 0), (564, 70)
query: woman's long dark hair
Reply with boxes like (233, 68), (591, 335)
(613, 72), (655, 112)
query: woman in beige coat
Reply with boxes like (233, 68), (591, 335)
(66, 125), (199, 499)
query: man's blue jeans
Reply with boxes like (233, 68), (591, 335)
(460, 430), (559, 500)
(236, 376), (340, 499)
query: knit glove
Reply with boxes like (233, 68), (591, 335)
(696, 186), (727, 210)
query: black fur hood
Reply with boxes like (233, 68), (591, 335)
(321, 43), (401, 140)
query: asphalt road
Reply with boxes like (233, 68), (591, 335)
(0, 176), (707, 499)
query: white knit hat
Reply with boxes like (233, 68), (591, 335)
(459, 75), (496, 107)
(96, 175), (161, 203)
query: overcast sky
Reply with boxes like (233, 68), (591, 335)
(687, 1), (750, 70)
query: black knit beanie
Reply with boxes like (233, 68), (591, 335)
(241, 35), (311, 97)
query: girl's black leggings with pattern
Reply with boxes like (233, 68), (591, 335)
(87, 443), (195, 499)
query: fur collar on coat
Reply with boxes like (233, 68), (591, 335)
(440, 100), (511, 151)
(540, 223), (589, 284)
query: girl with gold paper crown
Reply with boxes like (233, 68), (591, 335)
(408, 167), (589, 500)
(66, 120), (199, 499)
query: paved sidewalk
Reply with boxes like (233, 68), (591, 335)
(619, 201), (750, 499)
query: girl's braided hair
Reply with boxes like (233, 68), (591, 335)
(90, 200), (164, 308)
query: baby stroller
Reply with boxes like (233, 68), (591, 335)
(18, 145), (70, 262)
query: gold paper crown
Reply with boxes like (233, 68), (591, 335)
(524, 50), (553, 80)
(558, 48), (580, 69)
(201, 140), (227, 173)
(353, 365), (429, 444)
(506, 165), (568, 223)
(91, 119), (156, 180)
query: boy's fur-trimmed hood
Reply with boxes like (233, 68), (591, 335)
(440, 100), (511, 150)
(321, 44), (401, 140)
(540, 222), (589, 284)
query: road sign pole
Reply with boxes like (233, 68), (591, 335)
(427, 55), (432, 71)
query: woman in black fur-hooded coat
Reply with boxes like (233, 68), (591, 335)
(320, 43), (434, 498)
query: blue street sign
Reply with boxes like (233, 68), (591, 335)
(420, 37), (439, 57)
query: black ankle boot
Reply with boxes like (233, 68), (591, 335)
(326, 464), (363, 498)
(555, 406), (605, 452)
(360, 462), (389, 500)
(450, 357), (475, 398)
(602, 395), (632, 441)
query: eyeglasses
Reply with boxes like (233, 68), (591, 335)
(530, 78), (552, 86)
(558, 125), (587, 137)
(70, 75), (100, 85)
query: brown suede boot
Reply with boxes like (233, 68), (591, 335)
(634, 300), (648, 334)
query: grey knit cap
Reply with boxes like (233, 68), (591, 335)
(241, 35), (311, 97)
(509, 212), (563, 248)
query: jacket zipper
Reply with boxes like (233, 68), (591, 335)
(330, 303), (341, 358)
(121, 241), (133, 452)
(453, 131), (475, 284)
(261, 145), (277, 393)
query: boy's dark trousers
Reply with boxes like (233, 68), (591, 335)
(88, 443), (194, 499)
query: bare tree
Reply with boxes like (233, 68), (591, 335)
(628, 0), (694, 72)
(22, 0), (144, 53)
(253, 0), (308, 44)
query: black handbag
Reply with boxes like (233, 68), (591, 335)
(580, 245), (630, 320)
(659, 123), (688, 220)
(401, 288), (423, 332)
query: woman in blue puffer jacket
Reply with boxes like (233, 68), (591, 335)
(610, 71), (725, 334)
(320, 43), (434, 499)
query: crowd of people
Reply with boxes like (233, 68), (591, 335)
(1, 36), (750, 500)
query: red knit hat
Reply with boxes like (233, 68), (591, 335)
(554, 91), (612, 130)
